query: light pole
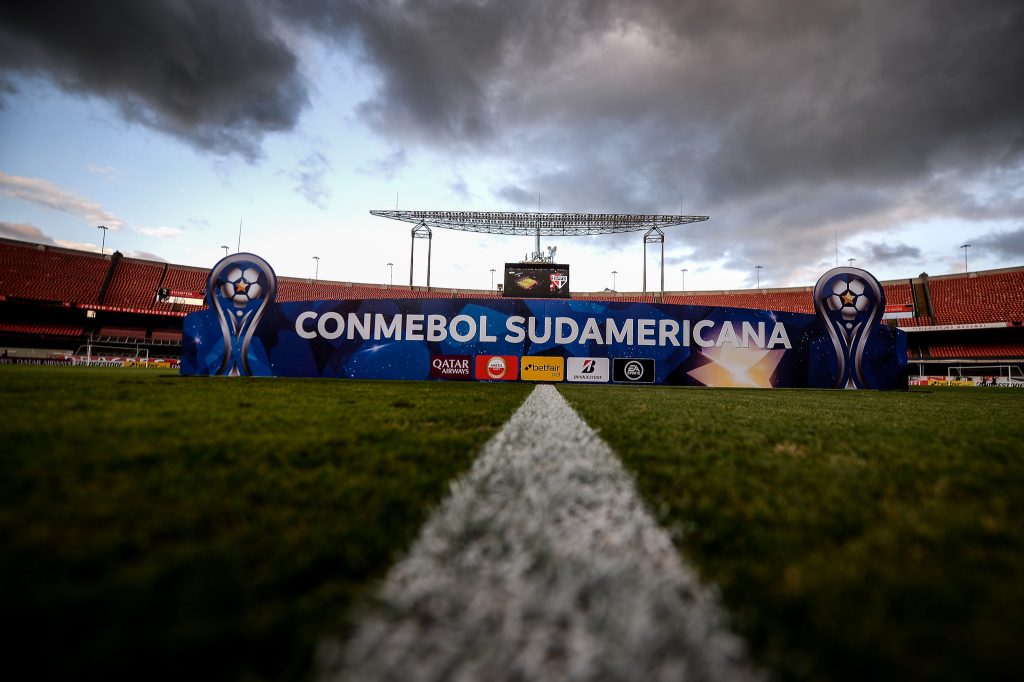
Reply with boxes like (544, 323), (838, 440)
(490, 268), (496, 291)
(97, 225), (109, 255)
(681, 268), (688, 291)
(313, 256), (320, 281)
(612, 270), (618, 291)
(755, 265), (763, 289)
(960, 243), (972, 273)
(387, 262), (393, 286)
(221, 245), (229, 257)
(848, 258), (856, 267)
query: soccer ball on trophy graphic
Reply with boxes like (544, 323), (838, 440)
(219, 266), (265, 309)
(827, 277), (869, 326)
(205, 253), (278, 376)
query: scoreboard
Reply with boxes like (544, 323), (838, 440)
(503, 263), (571, 298)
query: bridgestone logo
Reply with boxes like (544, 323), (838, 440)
(567, 357), (609, 383)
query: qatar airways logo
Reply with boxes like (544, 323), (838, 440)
(430, 355), (471, 380)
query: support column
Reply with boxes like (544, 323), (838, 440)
(410, 221), (433, 289)
(643, 226), (665, 299)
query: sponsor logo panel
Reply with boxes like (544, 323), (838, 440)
(521, 356), (565, 381)
(474, 355), (520, 381)
(429, 354), (472, 380)
(612, 358), (655, 383)
(566, 357), (610, 383)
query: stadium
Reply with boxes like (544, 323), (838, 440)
(2, 233), (1022, 381)
(2, 224), (1023, 682)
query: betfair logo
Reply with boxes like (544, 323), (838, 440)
(521, 357), (565, 381)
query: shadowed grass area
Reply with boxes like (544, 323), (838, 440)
(0, 366), (531, 681)
(558, 385), (1024, 682)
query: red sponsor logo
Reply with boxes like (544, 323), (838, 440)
(474, 355), (519, 381)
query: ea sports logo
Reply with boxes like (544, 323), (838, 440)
(486, 356), (507, 379)
(624, 360), (644, 380)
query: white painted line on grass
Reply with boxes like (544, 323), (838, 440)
(320, 384), (763, 682)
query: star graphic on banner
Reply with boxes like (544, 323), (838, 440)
(687, 345), (787, 388)
(841, 291), (856, 305)
(235, 281), (248, 294)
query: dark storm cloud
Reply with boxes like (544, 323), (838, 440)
(4, 1), (1023, 280)
(289, 151), (332, 209)
(494, 184), (535, 208)
(310, 0), (1024, 279)
(0, 1), (307, 160)
(858, 242), (923, 264)
(974, 228), (1024, 260)
(359, 149), (408, 180)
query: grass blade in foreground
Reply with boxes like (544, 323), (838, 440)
(558, 385), (1024, 682)
(0, 366), (531, 681)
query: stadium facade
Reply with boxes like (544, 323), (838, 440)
(1, 236), (1022, 381)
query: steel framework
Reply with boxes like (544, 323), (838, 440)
(370, 210), (709, 294)
(369, 210), (708, 236)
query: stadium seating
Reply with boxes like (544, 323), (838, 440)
(928, 343), (1024, 358)
(926, 270), (1024, 326)
(2, 236), (1023, 367)
(103, 258), (165, 309)
(0, 321), (84, 337)
(0, 239), (107, 304)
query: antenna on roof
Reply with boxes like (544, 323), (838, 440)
(237, 218), (243, 253)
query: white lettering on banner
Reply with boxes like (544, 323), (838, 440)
(450, 315), (477, 343)
(637, 319), (656, 346)
(427, 315), (447, 341)
(693, 320), (715, 347)
(405, 314), (424, 341)
(292, 311), (794, 349)
(318, 312), (344, 340)
(348, 313), (371, 340)
(506, 316), (526, 343)
(296, 311), (317, 339)
(556, 317), (579, 344)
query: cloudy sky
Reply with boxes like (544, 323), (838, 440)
(1, 0), (1022, 292)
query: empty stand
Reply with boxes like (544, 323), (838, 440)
(928, 343), (1024, 358)
(927, 270), (1024, 325)
(104, 258), (165, 309)
(0, 321), (84, 337)
(0, 239), (108, 305)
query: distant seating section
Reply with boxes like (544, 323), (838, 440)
(151, 264), (209, 313)
(928, 343), (1024, 358)
(0, 321), (83, 337)
(2, 237), (1023, 333)
(0, 239), (107, 304)
(104, 258), (164, 309)
(664, 289), (813, 312)
(927, 271), (1024, 326)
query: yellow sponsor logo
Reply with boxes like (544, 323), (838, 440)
(521, 356), (564, 381)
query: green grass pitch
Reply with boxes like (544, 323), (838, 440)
(2, 365), (1022, 681)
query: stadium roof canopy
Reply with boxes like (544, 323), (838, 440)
(369, 210), (709, 236)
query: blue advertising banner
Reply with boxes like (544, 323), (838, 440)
(181, 254), (908, 389)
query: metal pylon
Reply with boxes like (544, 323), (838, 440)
(642, 226), (665, 299)
(410, 221), (432, 289)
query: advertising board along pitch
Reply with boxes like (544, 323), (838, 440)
(181, 254), (907, 389)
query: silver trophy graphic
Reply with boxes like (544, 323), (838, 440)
(208, 253), (277, 376)
(813, 267), (885, 389)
